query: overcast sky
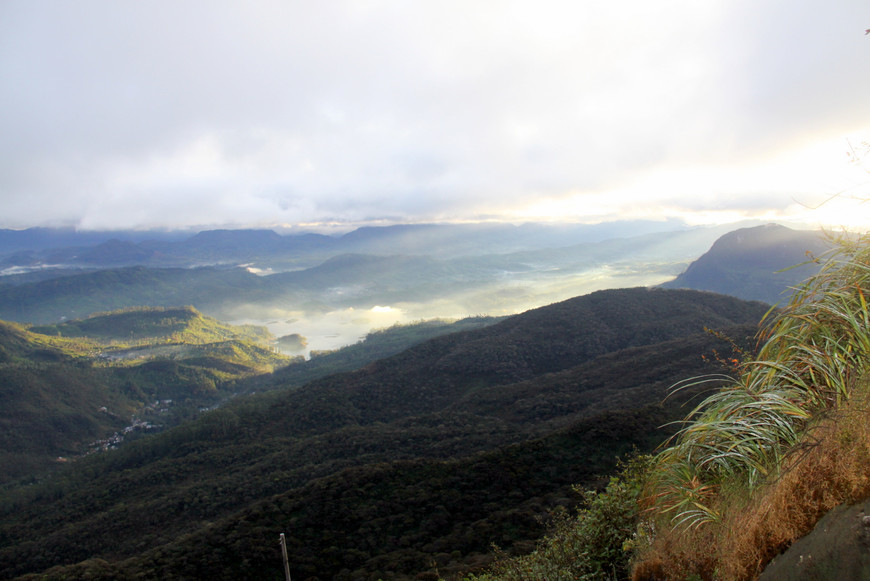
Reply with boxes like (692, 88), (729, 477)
(1, 0), (869, 232)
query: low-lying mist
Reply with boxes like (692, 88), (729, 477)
(228, 260), (684, 357)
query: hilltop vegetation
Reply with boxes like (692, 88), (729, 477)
(268, 315), (505, 389)
(30, 305), (272, 345)
(0, 288), (769, 580)
(0, 308), (290, 485)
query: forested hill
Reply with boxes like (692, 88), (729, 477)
(29, 305), (272, 345)
(0, 308), (289, 484)
(261, 287), (770, 435)
(0, 320), (65, 363)
(0, 287), (771, 580)
(661, 223), (829, 304)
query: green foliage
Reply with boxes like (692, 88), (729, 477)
(645, 231), (870, 531)
(469, 455), (652, 581)
(0, 410), (665, 581)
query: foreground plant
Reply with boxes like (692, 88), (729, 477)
(636, 230), (870, 579)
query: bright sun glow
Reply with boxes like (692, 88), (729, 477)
(511, 131), (870, 231)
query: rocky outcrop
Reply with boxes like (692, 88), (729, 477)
(759, 498), (870, 581)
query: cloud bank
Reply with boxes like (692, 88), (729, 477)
(1, 0), (868, 231)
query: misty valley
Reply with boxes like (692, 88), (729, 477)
(0, 222), (756, 353)
(0, 222), (835, 580)
(4, 2), (867, 578)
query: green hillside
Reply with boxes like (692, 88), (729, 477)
(0, 288), (769, 580)
(0, 322), (134, 483)
(30, 305), (272, 345)
(27, 306), (284, 375)
(0, 320), (81, 363)
(0, 309), (290, 486)
(0, 310), (504, 489)
(0, 266), (265, 324)
(268, 315), (505, 389)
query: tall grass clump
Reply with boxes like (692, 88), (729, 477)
(635, 231), (870, 580)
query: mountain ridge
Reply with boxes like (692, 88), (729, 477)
(0, 287), (769, 579)
(0, 221), (745, 273)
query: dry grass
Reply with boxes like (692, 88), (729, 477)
(633, 383), (870, 581)
(634, 231), (870, 580)
(721, 389), (870, 580)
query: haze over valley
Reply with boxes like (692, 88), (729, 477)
(1, 1), (868, 579)
(0, 220), (776, 355)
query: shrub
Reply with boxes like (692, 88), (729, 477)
(468, 455), (651, 581)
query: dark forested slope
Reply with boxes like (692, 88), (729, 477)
(0, 288), (769, 580)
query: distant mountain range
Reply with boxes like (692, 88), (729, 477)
(0, 220), (735, 273)
(0, 221), (763, 328)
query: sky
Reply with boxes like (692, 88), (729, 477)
(1, 0), (869, 233)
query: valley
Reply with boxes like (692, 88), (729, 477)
(0, 221), (756, 354)
(0, 221), (834, 580)
(4, 4), (863, 578)
(0, 288), (769, 580)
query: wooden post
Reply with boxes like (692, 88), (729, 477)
(279, 532), (292, 581)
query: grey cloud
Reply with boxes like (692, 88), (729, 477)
(1, 0), (868, 230)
